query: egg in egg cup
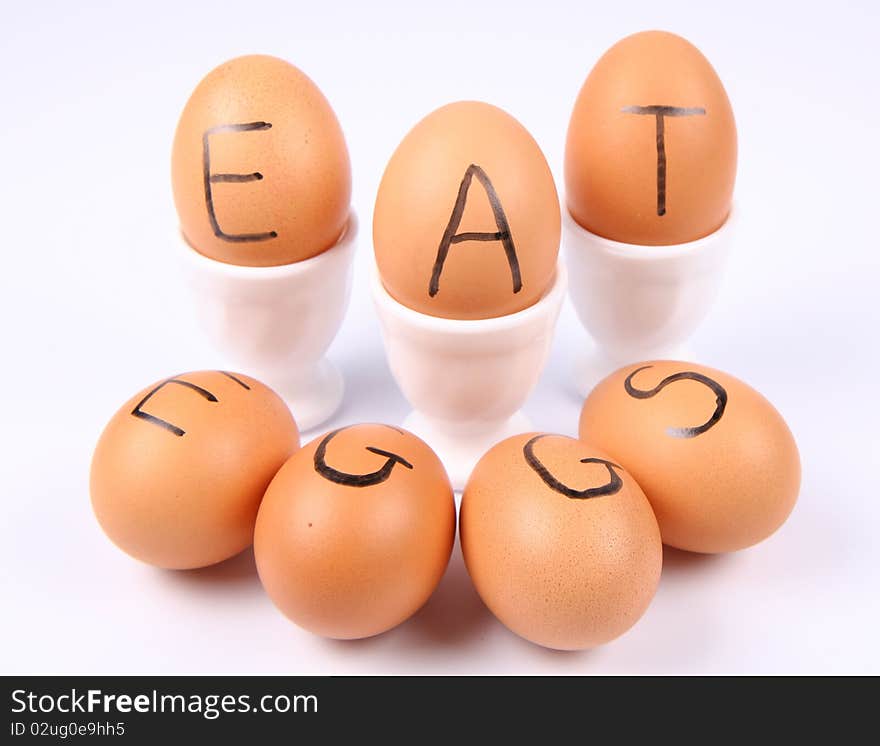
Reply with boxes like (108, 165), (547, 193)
(171, 55), (355, 430)
(564, 31), (737, 392)
(371, 102), (566, 489)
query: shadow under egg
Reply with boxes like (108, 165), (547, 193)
(661, 544), (732, 574)
(156, 546), (261, 590)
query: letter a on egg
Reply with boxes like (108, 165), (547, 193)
(429, 164), (522, 297)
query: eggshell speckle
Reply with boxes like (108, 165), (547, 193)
(460, 433), (662, 650)
(254, 424), (455, 640)
(90, 371), (299, 569)
(579, 361), (800, 553)
(172, 54), (351, 267)
(565, 31), (737, 245)
(374, 101), (560, 320)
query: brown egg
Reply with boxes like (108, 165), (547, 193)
(373, 101), (560, 320)
(579, 361), (800, 553)
(171, 54), (351, 267)
(565, 31), (737, 245)
(461, 433), (662, 650)
(254, 424), (455, 639)
(90, 371), (299, 569)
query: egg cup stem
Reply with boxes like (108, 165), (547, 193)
(562, 205), (734, 392)
(402, 410), (532, 492)
(177, 212), (358, 431)
(266, 358), (344, 434)
(372, 260), (567, 491)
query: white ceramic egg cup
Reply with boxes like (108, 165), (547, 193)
(372, 260), (567, 491)
(562, 207), (734, 395)
(178, 212), (357, 432)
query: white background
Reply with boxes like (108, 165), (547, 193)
(2, 0), (878, 675)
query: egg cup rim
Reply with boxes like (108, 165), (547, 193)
(371, 256), (568, 333)
(176, 209), (358, 278)
(562, 202), (736, 259)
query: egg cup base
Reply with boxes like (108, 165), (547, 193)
(562, 204), (733, 386)
(572, 342), (696, 397)
(177, 211), (358, 431)
(402, 409), (532, 492)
